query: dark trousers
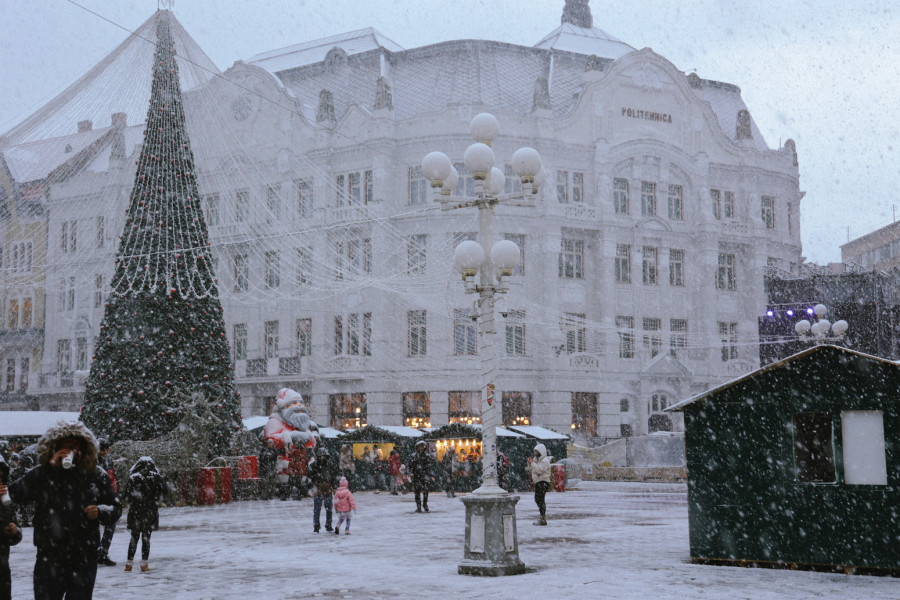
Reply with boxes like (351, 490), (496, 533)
(98, 522), (116, 558)
(534, 481), (550, 517)
(127, 531), (152, 561)
(33, 554), (98, 600)
(1, 555), (10, 600)
(414, 483), (429, 509)
(313, 494), (333, 529)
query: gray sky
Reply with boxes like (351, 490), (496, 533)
(2, 0), (899, 264)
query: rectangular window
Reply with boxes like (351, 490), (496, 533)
(615, 244), (631, 283)
(841, 411), (887, 485)
(7, 300), (18, 329)
(641, 181), (656, 217)
(57, 339), (71, 373)
(333, 315), (343, 355)
(364, 170), (374, 204)
(453, 309), (477, 356)
(266, 185), (280, 222)
(613, 178), (629, 214)
(5, 360), (14, 392)
(408, 234), (427, 276)
(716, 253), (736, 291)
(61, 220), (77, 253)
(296, 179), (313, 217)
(233, 324), (247, 361)
(669, 249), (684, 286)
(348, 172), (361, 205)
(449, 391), (481, 425)
(76, 337), (88, 371)
(96, 216), (105, 248)
(453, 163), (476, 197)
(723, 191), (734, 219)
(204, 193), (220, 226)
(336, 174), (345, 206)
(402, 391), (431, 428)
(761, 195), (775, 229)
(264, 251), (280, 289)
(330, 393), (367, 429)
(502, 391), (532, 426)
(559, 239), (584, 279)
(642, 246), (658, 285)
(94, 275), (103, 308)
(718, 321), (738, 361)
(338, 238), (372, 279)
(642, 317), (661, 358)
(562, 313), (586, 354)
(296, 248), (312, 287)
(503, 164), (522, 194)
(296, 318), (312, 357)
(233, 253), (249, 292)
(409, 166), (429, 205)
(265, 320), (279, 359)
(504, 234), (525, 275)
(616, 316), (634, 359)
(571, 392), (598, 437)
(20, 357), (28, 392)
(235, 190), (249, 222)
(10, 241), (33, 274)
(334, 313), (372, 356)
(557, 170), (569, 203)
(505, 309), (526, 356)
(572, 172), (584, 203)
(408, 310), (427, 357)
(711, 189), (721, 220)
(22, 298), (32, 328)
(66, 278), (75, 311)
(670, 319), (687, 358)
(667, 184), (683, 220)
(793, 412), (836, 483)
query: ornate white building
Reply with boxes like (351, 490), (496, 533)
(1, 2), (803, 442)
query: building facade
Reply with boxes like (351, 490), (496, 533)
(1, 3), (804, 442)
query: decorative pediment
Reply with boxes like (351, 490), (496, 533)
(642, 353), (691, 378)
(634, 216), (672, 232)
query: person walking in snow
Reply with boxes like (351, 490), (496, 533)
(387, 449), (402, 495)
(1, 421), (121, 599)
(96, 438), (119, 567)
(442, 448), (458, 497)
(258, 438), (279, 500)
(339, 444), (355, 490)
(0, 454), (23, 600)
(123, 456), (166, 573)
(409, 440), (435, 513)
(307, 447), (338, 532)
(528, 443), (552, 525)
(332, 477), (357, 535)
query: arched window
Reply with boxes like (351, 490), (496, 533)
(648, 394), (673, 433)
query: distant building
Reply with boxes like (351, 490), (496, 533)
(841, 220), (900, 271)
(1, 3), (804, 443)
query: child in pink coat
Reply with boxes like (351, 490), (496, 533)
(333, 477), (357, 535)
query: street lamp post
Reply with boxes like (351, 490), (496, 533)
(422, 112), (542, 576)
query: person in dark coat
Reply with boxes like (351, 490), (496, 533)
(409, 440), (435, 513)
(307, 447), (338, 532)
(123, 456), (165, 573)
(96, 439), (119, 566)
(1, 421), (121, 599)
(258, 439), (279, 500)
(0, 454), (23, 600)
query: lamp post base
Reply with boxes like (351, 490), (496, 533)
(458, 493), (526, 576)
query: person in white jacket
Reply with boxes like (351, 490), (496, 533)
(528, 443), (552, 525)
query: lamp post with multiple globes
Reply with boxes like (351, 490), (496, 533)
(421, 112), (542, 576)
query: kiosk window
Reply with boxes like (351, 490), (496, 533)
(842, 411), (887, 485)
(793, 412), (835, 483)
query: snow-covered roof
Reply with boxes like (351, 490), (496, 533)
(533, 23), (635, 59)
(242, 416), (268, 431)
(374, 425), (424, 438)
(666, 344), (897, 412)
(246, 27), (403, 73)
(0, 411), (81, 437)
(316, 426), (344, 439)
(508, 425), (570, 440)
(466, 425), (525, 438)
(4, 127), (109, 182)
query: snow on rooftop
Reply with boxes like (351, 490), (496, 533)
(246, 27), (403, 73)
(0, 411), (80, 437)
(375, 425), (424, 437)
(534, 23), (635, 59)
(508, 425), (570, 440)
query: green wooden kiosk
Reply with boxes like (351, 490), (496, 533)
(667, 345), (900, 574)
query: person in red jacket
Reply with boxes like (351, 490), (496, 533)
(387, 450), (402, 495)
(332, 477), (357, 535)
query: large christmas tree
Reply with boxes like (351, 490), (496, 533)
(81, 11), (240, 453)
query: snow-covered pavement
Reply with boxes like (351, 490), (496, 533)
(8, 481), (897, 599)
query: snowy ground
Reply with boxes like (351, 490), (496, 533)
(8, 481), (897, 599)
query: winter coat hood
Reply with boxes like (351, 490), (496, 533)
(339, 476), (349, 489)
(0, 453), (8, 483)
(36, 420), (99, 475)
(130, 456), (160, 477)
(533, 443), (549, 460)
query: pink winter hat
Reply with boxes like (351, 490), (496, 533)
(339, 477), (349, 488)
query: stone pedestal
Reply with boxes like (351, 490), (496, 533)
(458, 492), (526, 576)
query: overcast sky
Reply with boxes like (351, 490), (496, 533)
(2, 0), (899, 264)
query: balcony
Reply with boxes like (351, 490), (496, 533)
(328, 204), (373, 224)
(279, 356), (302, 375)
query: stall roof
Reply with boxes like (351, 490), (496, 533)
(317, 427), (344, 439)
(508, 425), (569, 440)
(375, 425), (424, 437)
(0, 411), (81, 437)
(242, 416), (268, 432)
(471, 425), (526, 438)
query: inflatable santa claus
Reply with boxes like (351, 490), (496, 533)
(262, 388), (317, 451)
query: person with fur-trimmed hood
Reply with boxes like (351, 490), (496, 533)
(528, 443), (552, 526)
(123, 456), (165, 573)
(0, 454), (23, 600)
(409, 440), (435, 513)
(0, 421), (121, 599)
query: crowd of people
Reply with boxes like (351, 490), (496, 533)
(0, 387), (557, 599)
